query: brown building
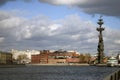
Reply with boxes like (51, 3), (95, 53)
(66, 58), (80, 63)
(31, 54), (40, 63)
(31, 50), (49, 64)
(39, 50), (49, 64)
(48, 59), (66, 64)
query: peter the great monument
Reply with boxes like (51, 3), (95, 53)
(97, 17), (105, 64)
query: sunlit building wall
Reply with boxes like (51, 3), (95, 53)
(0, 52), (12, 64)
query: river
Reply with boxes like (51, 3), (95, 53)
(0, 66), (119, 80)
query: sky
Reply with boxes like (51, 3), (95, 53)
(0, 0), (120, 55)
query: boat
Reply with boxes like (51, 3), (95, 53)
(107, 56), (118, 67)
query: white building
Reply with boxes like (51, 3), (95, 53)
(11, 49), (40, 63)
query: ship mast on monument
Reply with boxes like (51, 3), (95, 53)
(97, 16), (105, 64)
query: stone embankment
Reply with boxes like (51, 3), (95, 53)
(28, 63), (90, 66)
(104, 69), (120, 80)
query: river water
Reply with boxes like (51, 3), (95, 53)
(0, 66), (119, 80)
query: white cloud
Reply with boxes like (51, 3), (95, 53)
(114, 40), (120, 44)
(15, 25), (32, 41)
(0, 17), (25, 29)
(71, 34), (81, 40)
(49, 24), (61, 31)
(0, 10), (120, 55)
(48, 24), (62, 36)
(0, 37), (5, 43)
(40, 0), (85, 5)
(86, 38), (97, 43)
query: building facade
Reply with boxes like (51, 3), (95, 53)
(31, 50), (80, 64)
(0, 52), (12, 64)
(11, 49), (40, 64)
(31, 50), (49, 64)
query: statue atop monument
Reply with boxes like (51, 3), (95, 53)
(97, 16), (105, 64)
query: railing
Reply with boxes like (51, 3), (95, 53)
(104, 69), (120, 80)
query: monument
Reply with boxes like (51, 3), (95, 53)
(96, 16), (105, 64)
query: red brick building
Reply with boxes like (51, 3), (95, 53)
(31, 50), (49, 64)
(31, 54), (40, 63)
(31, 50), (80, 64)
(66, 58), (80, 63)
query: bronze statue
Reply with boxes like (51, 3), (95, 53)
(97, 16), (105, 64)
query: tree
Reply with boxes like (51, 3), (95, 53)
(17, 54), (28, 60)
(84, 53), (91, 63)
(79, 54), (85, 63)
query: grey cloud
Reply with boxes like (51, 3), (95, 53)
(0, 11), (12, 21)
(0, 0), (32, 6)
(0, 0), (16, 6)
(39, 0), (120, 17)
(104, 27), (120, 52)
(1, 0), (119, 17)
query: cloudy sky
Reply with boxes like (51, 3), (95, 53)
(0, 0), (120, 55)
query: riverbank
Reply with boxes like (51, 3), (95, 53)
(0, 64), (26, 68)
(28, 63), (90, 66)
(1, 63), (119, 68)
(28, 63), (120, 67)
(0, 63), (90, 68)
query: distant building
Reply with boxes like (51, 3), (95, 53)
(31, 50), (80, 64)
(31, 50), (49, 64)
(11, 49), (40, 64)
(31, 54), (40, 64)
(0, 52), (12, 64)
(66, 58), (80, 63)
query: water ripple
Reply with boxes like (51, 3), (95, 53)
(0, 66), (119, 80)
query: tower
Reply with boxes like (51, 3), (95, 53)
(96, 17), (105, 64)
